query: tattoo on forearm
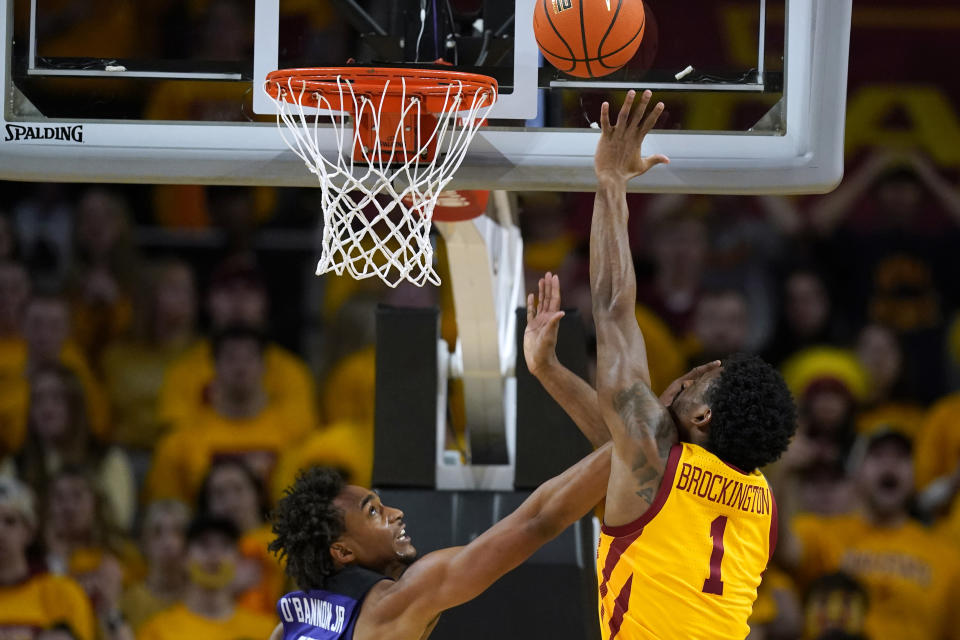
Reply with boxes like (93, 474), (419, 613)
(612, 381), (676, 504)
(635, 487), (655, 502)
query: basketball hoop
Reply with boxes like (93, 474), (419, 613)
(264, 67), (498, 287)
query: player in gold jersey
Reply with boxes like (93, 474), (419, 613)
(526, 91), (798, 639)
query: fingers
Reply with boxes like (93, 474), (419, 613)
(686, 360), (722, 378)
(600, 102), (611, 134)
(526, 293), (535, 324)
(547, 310), (565, 328)
(542, 272), (553, 312)
(641, 154), (671, 173)
(616, 90), (635, 131)
(638, 100), (665, 136)
(627, 90), (652, 129)
(548, 273), (561, 313)
(537, 277), (545, 315)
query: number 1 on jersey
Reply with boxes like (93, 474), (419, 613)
(702, 515), (728, 596)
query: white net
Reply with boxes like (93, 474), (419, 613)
(266, 73), (497, 287)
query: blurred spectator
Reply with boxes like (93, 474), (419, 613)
(0, 294), (109, 454)
(197, 459), (284, 615)
(157, 255), (317, 433)
(0, 260), (30, 338)
(688, 288), (751, 366)
(854, 324), (926, 439)
(633, 304), (685, 396)
(144, 0), (254, 122)
(0, 212), (18, 260)
(44, 467), (144, 594)
(101, 260), (198, 455)
(912, 391), (960, 525)
(271, 419), (374, 503)
(777, 428), (960, 640)
(747, 568), (803, 640)
(10, 185), (73, 289)
(11, 364), (135, 530)
(136, 517), (276, 640)
(802, 572), (870, 640)
(0, 476), (96, 640)
(782, 348), (868, 468)
(0, 261), (31, 454)
(636, 207), (708, 335)
(66, 188), (139, 365)
(147, 326), (313, 503)
(764, 268), (845, 367)
(811, 151), (960, 401)
(120, 500), (189, 631)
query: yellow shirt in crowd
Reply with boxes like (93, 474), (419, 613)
(237, 524), (287, 616)
(271, 420), (373, 502)
(0, 573), (95, 640)
(137, 604), (275, 640)
(792, 513), (960, 640)
(914, 392), (960, 491)
(157, 340), (317, 433)
(146, 403), (313, 503)
(0, 338), (109, 454)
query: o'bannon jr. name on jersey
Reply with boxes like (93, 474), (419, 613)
(279, 595), (347, 634)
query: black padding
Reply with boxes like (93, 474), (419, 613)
(373, 305), (439, 488)
(514, 307), (594, 489)
(378, 489), (600, 640)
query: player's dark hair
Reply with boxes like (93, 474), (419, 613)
(269, 467), (346, 590)
(705, 354), (797, 472)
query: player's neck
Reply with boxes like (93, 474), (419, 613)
(184, 583), (234, 620)
(0, 554), (29, 585)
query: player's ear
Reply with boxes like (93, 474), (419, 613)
(690, 404), (713, 432)
(330, 542), (355, 566)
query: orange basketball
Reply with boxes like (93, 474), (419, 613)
(534, 0), (646, 78)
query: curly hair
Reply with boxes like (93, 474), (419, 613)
(706, 354), (797, 472)
(269, 467), (345, 590)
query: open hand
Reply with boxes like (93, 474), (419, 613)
(524, 272), (565, 376)
(595, 89), (669, 183)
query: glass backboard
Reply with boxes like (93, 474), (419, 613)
(0, 0), (852, 193)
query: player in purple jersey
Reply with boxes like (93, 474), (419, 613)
(267, 446), (611, 640)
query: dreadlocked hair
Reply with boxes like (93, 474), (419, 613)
(269, 467), (345, 590)
(706, 354), (797, 472)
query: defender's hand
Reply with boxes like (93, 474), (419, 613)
(659, 360), (722, 408)
(595, 89), (669, 184)
(524, 272), (565, 376)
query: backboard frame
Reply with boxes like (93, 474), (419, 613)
(0, 0), (852, 194)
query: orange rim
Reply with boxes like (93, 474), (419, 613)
(265, 67), (498, 114)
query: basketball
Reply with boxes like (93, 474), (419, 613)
(533, 0), (646, 78)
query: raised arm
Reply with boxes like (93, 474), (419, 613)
(524, 272), (609, 448)
(590, 90), (675, 527)
(365, 443), (612, 635)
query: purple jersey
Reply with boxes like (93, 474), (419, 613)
(277, 567), (389, 640)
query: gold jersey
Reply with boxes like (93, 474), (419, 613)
(597, 443), (775, 639)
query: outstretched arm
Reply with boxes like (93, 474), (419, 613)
(524, 272), (609, 448)
(365, 444), (612, 634)
(590, 90), (676, 527)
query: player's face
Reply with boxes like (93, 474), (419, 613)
(858, 439), (913, 517)
(336, 486), (416, 574)
(0, 504), (32, 562)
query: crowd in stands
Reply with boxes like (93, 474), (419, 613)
(2, 158), (960, 640)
